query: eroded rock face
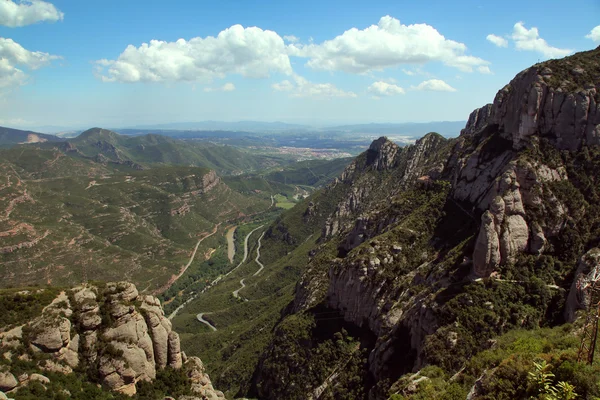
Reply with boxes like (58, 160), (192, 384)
(490, 66), (600, 151)
(565, 248), (600, 322)
(0, 282), (219, 397)
(264, 48), (600, 399)
(367, 137), (400, 171)
(201, 170), (220, 193)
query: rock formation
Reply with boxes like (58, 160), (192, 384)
(0, 282), (224, 399)
(256, 46), (600, 399)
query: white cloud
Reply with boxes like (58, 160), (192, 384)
(203, 82), (236, 92)
(283, 35), (299, 43)
(586, 25), (600, 42)
(478, 65), (492, 74)
(412, 79), (456, 92)
(96, 24), (293, 83)
(272, 75), (356, 98)
(486, 34), (508, 48)
(0, 0), (63, 27)
(402, 69), (415, 76)
(367, 81), (405, 96)
(0, 38), (60, 92)
(511, 22), (572, 59)
(288, 15), (490, 73)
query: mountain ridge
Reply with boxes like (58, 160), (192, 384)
(249, 45), (600, 399)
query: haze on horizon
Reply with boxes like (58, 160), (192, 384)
(0, 0), (599, 131)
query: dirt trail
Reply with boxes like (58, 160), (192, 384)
(154, 223), (220, 295)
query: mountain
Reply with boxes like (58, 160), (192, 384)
(0, 126), (62, 146)
(236, 47), (600, 399)
(123, 120), (311, 132)
(325, 121), (466, 137)
(67, 128), (290, 174)
(260, 158), (354, 187)
(1, 46), (599, 400)
(0, 146), (274, 291)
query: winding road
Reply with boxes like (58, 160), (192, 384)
(253, 231), (266, 276)
(169, 225), (265, 323)
(232, 279), (246, 299)
(159, 223), (220, 298)
(224, 225), (264, 278)
(196, 312), (217, 331)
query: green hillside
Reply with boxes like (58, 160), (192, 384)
(0, 126), (62, 147)
(0, 147), (274, 291)
(69, 128), (292, 174)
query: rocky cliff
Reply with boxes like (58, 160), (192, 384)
(255, 46), (600, 399)
(0, 282), (224, 399)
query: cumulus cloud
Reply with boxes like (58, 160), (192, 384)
(0, 37), (60, 92)
(96, 24), (293, 83)
(0, 0), (63, 27)
(272, 75), (356, 98)
(283, 35), (299, 43)
(203, 82), (235, 92)
(586, 25), (600, 42)
(511, 22), (572, 58)
(412, 79), (456, 92)
(367, 81), (405, 96)
(478, 66), (492, 74)
(486, 34), (508, 48)
(288, 15), (489, 73)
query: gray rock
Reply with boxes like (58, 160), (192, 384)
(472, 211), (501, 278)
(30, 317), (71, 352)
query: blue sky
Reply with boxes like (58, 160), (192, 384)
(1, 0), (599, 130)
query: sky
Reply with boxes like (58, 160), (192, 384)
(0, 0), (599, 131)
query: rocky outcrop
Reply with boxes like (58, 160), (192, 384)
(185, 357), (225, 399)
(322, 134), (448, 241)
(565, 248), (600, 322)
(367, 137), (400, 171)
(0, 282), (222, 398)
(201, 170), (220, 193)
(258, 47), (600, 400)
(461, 104), (493, 136)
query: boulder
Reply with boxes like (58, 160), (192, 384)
(0, 372), (17, 392)
(29, 373), (50, 385)
(30, 317), (71, 352)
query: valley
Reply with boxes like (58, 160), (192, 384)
(0, 6), (599, 398)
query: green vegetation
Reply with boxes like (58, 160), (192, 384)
(256, 313), (368, 400)
(69, 128), (294, 175)
(0, 150), (272, 290)
(274, 193), (296, 209)
(262, 157), (352, 187)
(390, 325), (600, 399)
(0, 287), (61, 328)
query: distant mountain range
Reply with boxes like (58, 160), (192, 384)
(0, 126), (63, 146)
(12, 120), (467, 138)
